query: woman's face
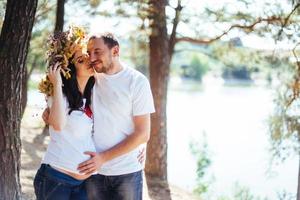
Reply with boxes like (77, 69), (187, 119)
(73, 49), (94, 77)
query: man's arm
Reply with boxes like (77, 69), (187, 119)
(77, 113), (151, 174)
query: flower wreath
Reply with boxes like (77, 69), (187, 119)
(38, 26), (86, 96)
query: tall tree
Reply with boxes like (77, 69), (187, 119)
(145, 0), (171, 198)
(0, 0), (38, 199)
(54, 0), (65, 32)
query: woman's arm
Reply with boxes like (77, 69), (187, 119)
(48, 63), (66, 131)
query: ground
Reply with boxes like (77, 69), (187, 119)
(20, 104), (201, 200)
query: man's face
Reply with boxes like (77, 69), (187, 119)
(87, 38), (113, 73)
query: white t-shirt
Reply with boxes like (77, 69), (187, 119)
(42, 97), (96, 174)
(92, 66), (155, 175)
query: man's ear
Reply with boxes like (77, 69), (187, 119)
(112, 46), (120, 57)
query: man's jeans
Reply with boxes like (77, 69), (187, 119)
(33, 164), (87, 200)
(85, 170), (143, 200)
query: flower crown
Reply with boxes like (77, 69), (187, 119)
(38, 26), (86, 96)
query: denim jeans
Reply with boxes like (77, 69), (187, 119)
(85, 170), (143, 200)
(33, 164), (87, 200)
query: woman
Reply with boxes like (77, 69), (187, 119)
(34, 28), (95, 200)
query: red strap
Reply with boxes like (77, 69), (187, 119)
(84, 106), (93, 119)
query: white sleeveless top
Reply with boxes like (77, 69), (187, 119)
(42, 96), (96, 174)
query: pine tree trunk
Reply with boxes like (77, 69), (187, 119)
(54, 0), (65, 32)
(145, 1), (171, 197)
(0, 0), (37, 199)
(21, 68), (28, 117)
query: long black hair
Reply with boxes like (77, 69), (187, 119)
(61, 63), (95, 115)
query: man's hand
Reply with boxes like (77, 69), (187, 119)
(78, 152), (106, 175)
(42, 107), (50, 125)
(138, 147), (146, 165)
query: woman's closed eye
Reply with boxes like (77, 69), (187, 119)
(77, 58), (84, 64)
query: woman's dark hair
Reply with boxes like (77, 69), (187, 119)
(61, 63), (95, 115)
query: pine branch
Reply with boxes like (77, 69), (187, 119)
(277, 3), (300, 40)
(175, 16), (284, 45)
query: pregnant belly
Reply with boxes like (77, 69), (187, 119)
(51, 166), (92, 180)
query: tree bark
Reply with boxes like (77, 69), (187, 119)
(145, 0), (171, 194)
(54, 0), (65, 32)
(21, 68), (28, 117)
(0, 0), (37, 199)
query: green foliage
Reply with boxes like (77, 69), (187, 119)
(28, 79), (39, 91)
(127, 33), (149, 75)
(189, 137), (269, 200)
(276, 190), (295, 200)
(210, 41), (260, 71)
(209, 40), (294, 82)
(181, 55), (209, 81)
(217, 183), (269, 200)
(217, 182), (268, 200)
(232, 184), (257, 200)
(268, 65), (300, 163)
(25, 0), (56, 76)
(27, 29), (51, 72)
(201, 0), (299, 41)
(190, 133), (213, 196)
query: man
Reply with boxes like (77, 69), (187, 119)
(77, 33), (155, 200)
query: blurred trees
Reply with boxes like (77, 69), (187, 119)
(269, 52), (300, 199)
(181, 55), (209, 81)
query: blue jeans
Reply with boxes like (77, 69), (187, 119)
(85, 170), (143, 200)
(33, 164), (88, 200)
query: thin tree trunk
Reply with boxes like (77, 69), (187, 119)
(54, 0), (65, 32)
(145, 1), (171, 199)
(0, 0), (37, 199)
(39, 0), (66, 138)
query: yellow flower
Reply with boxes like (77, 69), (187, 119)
(38, 76), (53, 96)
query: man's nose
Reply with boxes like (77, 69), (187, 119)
(89, 53), (96, 62)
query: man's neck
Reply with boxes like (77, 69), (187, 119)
(106, 60), (123, 75)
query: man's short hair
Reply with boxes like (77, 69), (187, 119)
(89, 32), (119, 49)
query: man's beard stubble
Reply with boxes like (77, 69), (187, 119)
(94, 61), (113, 73)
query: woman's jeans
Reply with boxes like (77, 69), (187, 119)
(33, 164), (87, 200)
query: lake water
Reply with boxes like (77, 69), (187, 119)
(167, 77), (297, 199)
(27, 76), (298, 199)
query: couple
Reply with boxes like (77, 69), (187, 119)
(34, 26), (155, 200)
